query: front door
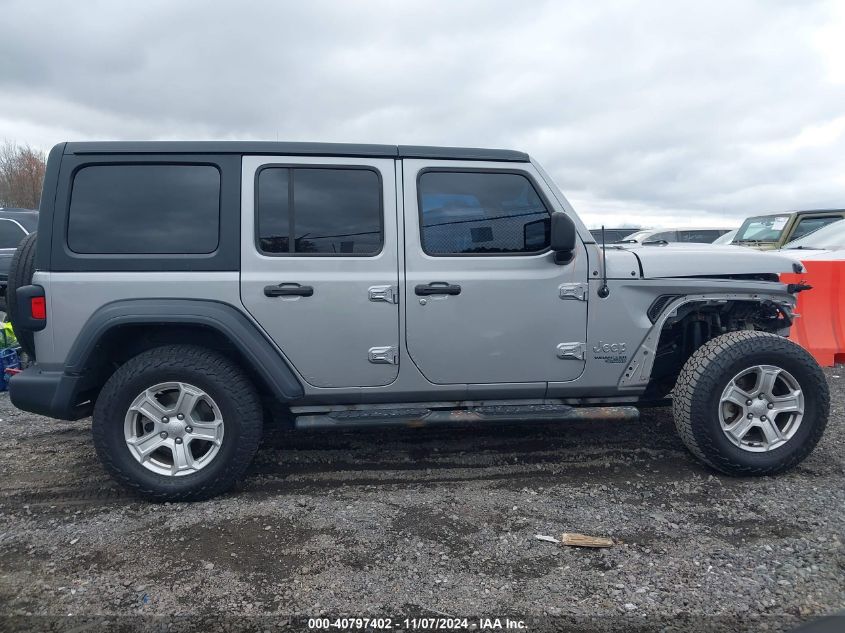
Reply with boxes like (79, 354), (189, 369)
(240, 156), (399, 388)
(403, 160), (588, 385)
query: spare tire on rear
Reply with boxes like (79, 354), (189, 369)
(7, 231), (37, 359)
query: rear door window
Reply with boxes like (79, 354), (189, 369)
(257, 167), (383, 255)
(0, 219), (26, 249)
(68, 164), (221, 254)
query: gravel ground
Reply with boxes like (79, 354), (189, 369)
(0, 369), (843, 633)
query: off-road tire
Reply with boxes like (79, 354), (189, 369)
(92, 345), (263, 501)
(672, 331), (829, 475)
(7, 231), (37, 358)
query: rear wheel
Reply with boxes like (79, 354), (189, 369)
(673, 331), (829, 475)
(93, 345), (263, 501)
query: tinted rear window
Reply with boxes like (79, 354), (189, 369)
(68, 164), (220, 254)
(0, 219), (26, 249)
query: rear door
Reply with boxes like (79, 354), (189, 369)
(240, 156), (399, 388)
(402, 160), (589, 386)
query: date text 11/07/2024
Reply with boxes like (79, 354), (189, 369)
(307, 617), (528, 630)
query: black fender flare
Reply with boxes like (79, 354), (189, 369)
(65, 298), (304, 401)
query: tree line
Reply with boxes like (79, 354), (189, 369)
(0, 141), (46, 210)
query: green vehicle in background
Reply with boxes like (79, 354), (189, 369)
(733, 209), (845, 250)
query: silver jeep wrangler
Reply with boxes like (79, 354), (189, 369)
(7, 142), (829, 500)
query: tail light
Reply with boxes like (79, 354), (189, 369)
(14, 285), (47, 331)
(30, 296), (46, 320)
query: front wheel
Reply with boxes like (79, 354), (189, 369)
(673, 331), (829, 475)
(92, 345), (263, 501)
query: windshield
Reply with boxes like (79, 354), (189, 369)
(712, 229), (737, 244)
(617, 230), (649, 243)
(784, 218), (845, 250)
(735, 215), (790, 242)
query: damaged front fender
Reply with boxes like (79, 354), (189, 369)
(618, 291), (797, 391)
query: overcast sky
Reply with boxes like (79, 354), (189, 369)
(1, 0), (843, 228)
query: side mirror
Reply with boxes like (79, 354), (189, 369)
(550, 213), (577, 263)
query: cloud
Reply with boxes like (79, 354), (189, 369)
(1, 0), (843, 228)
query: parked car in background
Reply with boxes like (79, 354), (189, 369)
(616, 227), (733, 245)
(0, 208), (38, 311)
(779, 218), (845, 260)
(733, 209), (845, 250)
(712, 229), (738, 245)
(589, 227), (643, 243)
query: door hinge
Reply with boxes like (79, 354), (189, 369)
(558, 282), (588, 301)
(556, 342), (586, 360)
(368, 285), (398, 304)
(368, 346), (398, 364)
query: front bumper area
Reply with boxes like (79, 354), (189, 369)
(9, 366), (93, 420)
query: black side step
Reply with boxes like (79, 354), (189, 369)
(294, 404), (639, 430)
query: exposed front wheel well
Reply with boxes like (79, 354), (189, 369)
(644, 299), (792, 400)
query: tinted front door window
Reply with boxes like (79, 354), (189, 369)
(418, 171), (550, 255)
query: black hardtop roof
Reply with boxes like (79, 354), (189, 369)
(747, 209), (845, 218)
(61, 141), (529, 162)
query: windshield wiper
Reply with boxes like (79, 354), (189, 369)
(785, 245), (822, 250)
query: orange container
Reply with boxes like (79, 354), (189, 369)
(781, 260), (845, 367)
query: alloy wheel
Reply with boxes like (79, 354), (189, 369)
(718, 365), (804, 452)
(123, 382), (225, 476)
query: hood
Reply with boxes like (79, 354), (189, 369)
(778, 248), (845, 262)
(621, 243), (803, 278)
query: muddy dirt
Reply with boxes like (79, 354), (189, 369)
(0, 369), (843, 632)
